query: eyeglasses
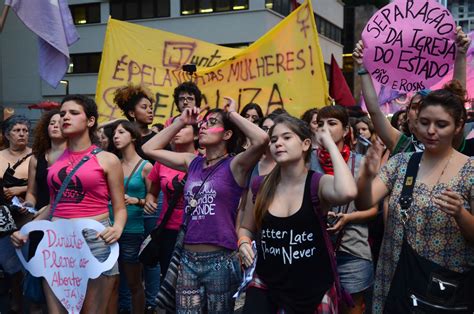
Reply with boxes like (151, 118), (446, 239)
(178, 96), (195, 102)
(199, 117), (222, 128)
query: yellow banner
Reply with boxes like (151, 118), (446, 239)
(96, 0), (329, 123)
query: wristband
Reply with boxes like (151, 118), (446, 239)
(238, 235), (252, 247)
(357, 68), (369, 76)
(226, 110), (236, 120)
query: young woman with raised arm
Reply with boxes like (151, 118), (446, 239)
(352, 26), (471, 155)
(238, 114), (357, 313)
(142, 96), (269, 313)
(355, 81), (474, 312)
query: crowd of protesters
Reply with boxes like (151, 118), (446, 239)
(0, 26), (472, 314)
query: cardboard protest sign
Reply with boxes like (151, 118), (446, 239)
(96, 0), (329, 124)
(16, 219), (119, 314)
(362, 0), (456, 93)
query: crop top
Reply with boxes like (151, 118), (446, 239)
(47, 145), (110, 218)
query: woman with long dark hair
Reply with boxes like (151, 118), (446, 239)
(111, 120), (152, 313)
(12, 95), (127, 313)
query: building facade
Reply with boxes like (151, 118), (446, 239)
(446, 0), (474, 32)
(0, 0), (344, 120)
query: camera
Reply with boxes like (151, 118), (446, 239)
(182, 64), (197, 75)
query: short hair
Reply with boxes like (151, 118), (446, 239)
(61, 94), (98, 140)
(173, 82), (202, 110)
(317, 105), (349, 128)
(1, 115), (31, 147)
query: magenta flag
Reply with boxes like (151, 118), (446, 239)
(5, 0), (79, 88)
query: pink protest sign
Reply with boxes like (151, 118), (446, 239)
(362, 0), (456, 93)
(16, 219), (119, 314)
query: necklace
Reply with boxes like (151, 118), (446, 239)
(205, 153), (228, 166)
(424, 150), (454, 189)
(400, 151), (454, 225)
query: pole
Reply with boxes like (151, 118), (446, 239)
(0, 5), (10, 33)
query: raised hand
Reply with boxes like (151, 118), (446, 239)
(223, 96), (237, 113)
(180, 107), (200, 125)
(314, 126), (335, 150)
(352, 40), (365, 66)
(455, 26), (471, 54)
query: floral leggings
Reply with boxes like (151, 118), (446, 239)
(176, 249), (242, 313)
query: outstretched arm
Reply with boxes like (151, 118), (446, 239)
(142, 108), (197, 172)
(353, 40), (401, 152)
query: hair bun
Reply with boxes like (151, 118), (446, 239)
(443, 80), (467, 102)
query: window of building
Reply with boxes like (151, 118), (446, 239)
(181, 0), (248, 15)
(70, 3), (100, 25)
(265, 0), (291, 16)
(110, 0), (170, 20)
(67, 53), (102, 74)
(315, 14), (342, 44)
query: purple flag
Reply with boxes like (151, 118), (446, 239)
(5, 0), (79, 88)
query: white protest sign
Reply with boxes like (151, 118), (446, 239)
(362, 0), (456, 93)
(16, 219), (119, 313)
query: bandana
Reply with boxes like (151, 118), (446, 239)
(317, 144), (351, 175)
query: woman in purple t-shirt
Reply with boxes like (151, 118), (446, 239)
(142, 97), (269, 313)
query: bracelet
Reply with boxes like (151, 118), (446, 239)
(238, 241), (250, 250)
(357, 68), (369, 76)
(238, 235), (252, 247)
(137, 198), (145, 207)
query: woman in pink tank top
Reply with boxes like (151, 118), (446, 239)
(12, 95), (127, 313)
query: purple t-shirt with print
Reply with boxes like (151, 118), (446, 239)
(184, 155), (243, 251)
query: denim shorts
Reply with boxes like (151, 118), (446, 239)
(118, 232), (144, 264)
(336, 251), (374, 294)
(82, 219), (119, 276)
(0, 236), (22, 274)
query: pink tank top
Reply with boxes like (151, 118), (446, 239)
(47, 145), (110, 218)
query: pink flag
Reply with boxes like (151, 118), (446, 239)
(5, 0), (79, 88)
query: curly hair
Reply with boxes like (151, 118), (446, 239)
(173, 81), (202, 110)
(113, 83), (155, 121)
(32, 109), (61, 158)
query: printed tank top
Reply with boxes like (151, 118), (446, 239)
(255, 171), (334, 313)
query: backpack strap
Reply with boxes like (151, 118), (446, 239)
(310, 171), (354, 307)
(399, 152), (423, 224)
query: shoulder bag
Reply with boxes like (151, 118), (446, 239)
(156, 158), (228, 312)
(384, 152), (474, 313)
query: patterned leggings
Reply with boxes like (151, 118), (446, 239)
(176, 249), (242, 313)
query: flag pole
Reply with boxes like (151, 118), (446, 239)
(0, 5), (10, 33)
